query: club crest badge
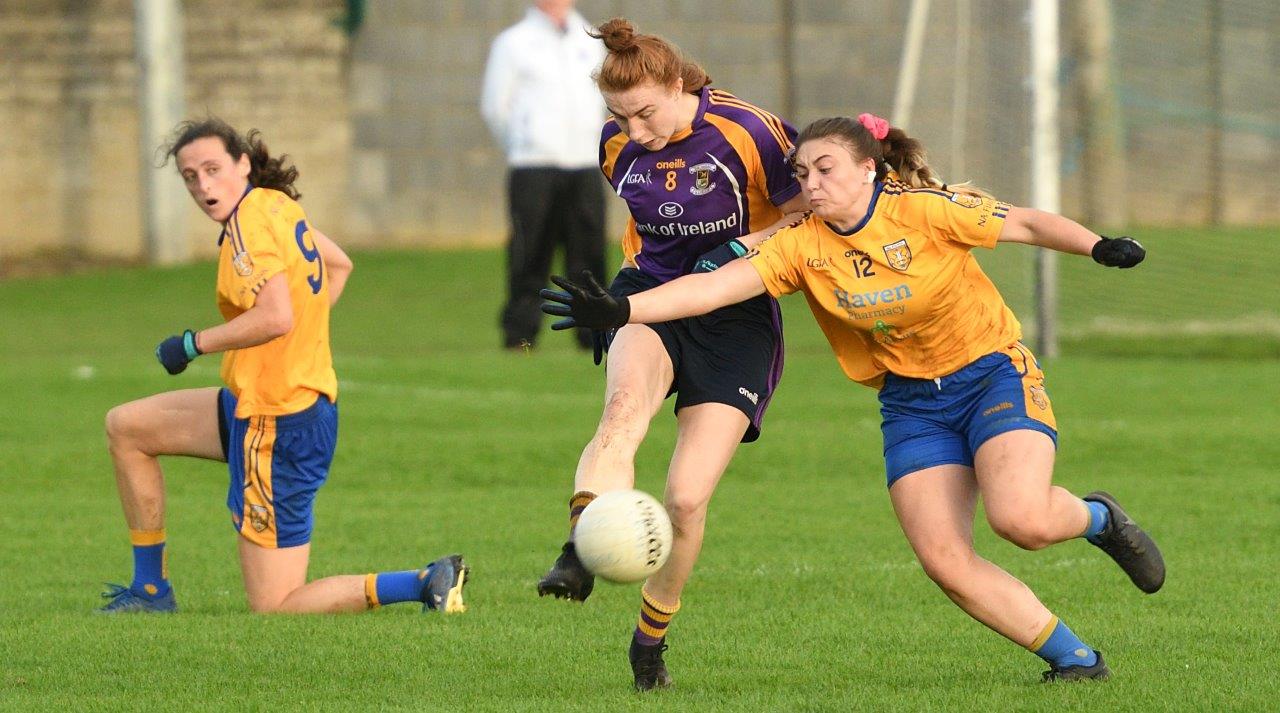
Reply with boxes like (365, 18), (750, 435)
(232, 250), (255, 277)
(1029, 385), (1049, 410)
(949, 192), (983, 208)
(883, 239), (912, 271)
(248, 504), (272, 533)
(689, 162), (717, 196)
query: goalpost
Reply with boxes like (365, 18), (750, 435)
(1029, 0), (1061, 358)
(135, 0), (188, 265)
(893, 0), (1061, 357)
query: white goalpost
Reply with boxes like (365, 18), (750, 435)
(893, 0), (1061, 356)
(135, 0), (188, 265)
(1029, 0), (1061, 358)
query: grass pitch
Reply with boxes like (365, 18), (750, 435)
(0, 244), (1277, 711)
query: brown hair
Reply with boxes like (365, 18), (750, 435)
(794, 117), (989, 198)
(164, 117), (301, 200)
(589, 18), (711, 94)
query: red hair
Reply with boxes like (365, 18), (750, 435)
(590, 18), (710, 94)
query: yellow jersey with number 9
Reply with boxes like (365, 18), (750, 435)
(216, 187), (337, 418)
(746, 180), (1021, 387)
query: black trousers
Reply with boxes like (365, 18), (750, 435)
(501, 167), (605, 348)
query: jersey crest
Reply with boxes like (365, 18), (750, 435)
(689, 162), (717, 195)
(232, 250), (255, 277)
(883, 239), (913, 271)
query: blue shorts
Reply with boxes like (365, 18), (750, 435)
(218, 389), (338, 548)
(879, 343), (1057, 488)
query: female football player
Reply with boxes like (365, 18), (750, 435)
(100, 118), (468, 615)
(544, 113), (1165, 682)
(534, 18), (807, 690)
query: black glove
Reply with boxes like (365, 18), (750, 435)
(692, 238), (747, 274)
(1091, 236), (1145, 268)
(590, 329), (610, 366)
(155, 329), (201, 375)
(540, 270), (631, 331)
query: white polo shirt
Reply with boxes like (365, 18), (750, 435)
(480, 7), (607, 169)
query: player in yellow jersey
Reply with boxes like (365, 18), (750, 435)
(99, 118), (468, 615)
(544, 113), (1165, 682)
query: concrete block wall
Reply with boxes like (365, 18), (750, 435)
(4, 1), (1278, 262)
(0, 0), (350, 261)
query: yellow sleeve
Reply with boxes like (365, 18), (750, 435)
(225, 198), (288, 310)
(744, 222), (805, 297)
(919, 190), (1012, 249)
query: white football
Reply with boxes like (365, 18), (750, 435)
(573, 489), (673, 583)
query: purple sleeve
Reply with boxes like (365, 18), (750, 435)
(762, 117), (801, 206)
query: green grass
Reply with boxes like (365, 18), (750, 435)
(1, 246), (1277, 711)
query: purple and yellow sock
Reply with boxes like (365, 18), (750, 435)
(1030, 615), (1098, 668)
(633, 587), (680, 646)
(364, 568), (430, 609)
(129, 528), (170, 598)
(568, 490), (596, 537)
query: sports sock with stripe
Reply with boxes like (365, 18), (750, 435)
(129, 529), (170, 598)
(633, 587), (680, 646)
(366, 569), (428, 608)
(568, 490), (596, 537)
(1030, 615), (1099, 668)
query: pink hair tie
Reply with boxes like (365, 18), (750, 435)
(857, 113), (890, 140)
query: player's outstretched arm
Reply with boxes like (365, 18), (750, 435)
(311, 228), (353, 305)
(541, 260), (768, 331)
(998, 207), (1144, 268)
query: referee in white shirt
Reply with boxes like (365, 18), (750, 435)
(481, 0), (607, 351)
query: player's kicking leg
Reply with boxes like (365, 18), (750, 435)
(538, 324), (673, 602)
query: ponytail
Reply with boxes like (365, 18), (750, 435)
(794, 116), (989, 199)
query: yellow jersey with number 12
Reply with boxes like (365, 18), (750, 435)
(216, 187), (337, 418)
(746, 180), (1021, 387)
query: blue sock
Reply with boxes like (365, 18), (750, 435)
(370, 569), (427, 606)
(1031, 617), (1098, 668)
(129, 529), (170, 598)
(1083, 500), (1110, 542)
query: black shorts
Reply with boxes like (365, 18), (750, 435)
(608, 268), (784, 443)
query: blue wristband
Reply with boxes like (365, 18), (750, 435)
(181, 330), (201, 360)
(727, 239), (747, 257)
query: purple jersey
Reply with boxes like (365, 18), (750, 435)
(600, 87), (800, 283)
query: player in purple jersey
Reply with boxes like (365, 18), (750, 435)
(534, 18), (807, 691)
